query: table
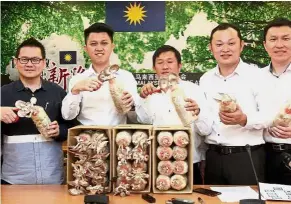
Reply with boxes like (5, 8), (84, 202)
(1, 185), (283, 204)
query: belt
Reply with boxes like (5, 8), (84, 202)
(4, 134), (53, 144)
(265, 143), (291, 152)
(209, 144), (263, 155)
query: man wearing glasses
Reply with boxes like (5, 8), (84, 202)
(1, 38), (75, 184)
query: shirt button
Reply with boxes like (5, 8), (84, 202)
(217, 134), (220, 136)
(224, 79), (226, 82)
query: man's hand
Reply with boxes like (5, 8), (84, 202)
(71, 78), (103, 95)
(219, 105), (247, 126)
(121, 91), (134, 109)
(1, 107), (19, 124)
(47, 121), (60, 138)
(184, 98), (200, 116)
(140, 83), (161, 98)
(268, 125), (291, 139)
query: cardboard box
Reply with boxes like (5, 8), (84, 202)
(112, 124), (153, 194)
(67, 125), (112, 194)
(152, 126), (193, 194)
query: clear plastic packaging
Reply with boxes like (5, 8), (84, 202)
(31, 106), (51, 138)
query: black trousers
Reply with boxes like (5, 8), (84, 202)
(266, 148), (291, 185)
(205, 145), (265, 185)
(193, 162), (203, 184)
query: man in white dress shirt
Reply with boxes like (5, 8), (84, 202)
(62, 23), (137, 125)
(261, 18), (291, 185)
(199, 23), (269, 185)
(136, 45), (213, 184)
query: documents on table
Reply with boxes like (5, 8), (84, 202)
(210, 186), (259, 202)
(259, 182), (291, 201)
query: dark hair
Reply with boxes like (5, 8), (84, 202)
(210, 23), (242, 43)
(152, 45), (181, 66)
(84, 22), (114, 44)
(15, 37), (46, 59)
(263, 18), (291, 41)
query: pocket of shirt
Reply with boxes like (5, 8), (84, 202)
(82, 87), (115, 112)
(44, 101), (61, 121)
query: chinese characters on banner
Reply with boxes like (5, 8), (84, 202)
(133, 73), (204, 87)
(18, 58), (203, 91)
(43, 62), (203, 91)
(42, 59), (85, 91)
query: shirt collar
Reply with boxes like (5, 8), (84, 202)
(214, 58), (244, 77)
(269, 62), (291, 77)
(233, 59), (245, 75)
(86, 64), (98, 77)
(15, 78), (48, 92)
(41, 79), (49, 91)
(86, 64), (121, 77)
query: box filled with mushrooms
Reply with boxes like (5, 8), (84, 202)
(152, 126), (193, 194)
(67, 125), (112, 195)
(112, 125), (153, 196)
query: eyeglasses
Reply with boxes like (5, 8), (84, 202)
(17, 57), (43, 64)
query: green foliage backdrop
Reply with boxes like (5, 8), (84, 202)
(1, 1), (291, 74)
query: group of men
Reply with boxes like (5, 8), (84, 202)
(1, 18), (290, 186)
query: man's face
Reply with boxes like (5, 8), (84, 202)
(14, 46), (45, 79)
(210, 28), (244, 68)
(84, 32), (114, 68)
(153, 51), (182, 77)
(264, 26), (291, 64)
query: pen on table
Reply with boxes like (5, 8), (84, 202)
(198, 197), (205, 204)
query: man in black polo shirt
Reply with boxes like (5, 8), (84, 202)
(260, 18), (291, 185)
(1, 38), (75, 184)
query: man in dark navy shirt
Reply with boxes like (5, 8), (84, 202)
(1, 38), (76, 184)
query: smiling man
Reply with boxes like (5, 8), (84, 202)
(61, 23), (138, 125)
(260, 18), (291, 185)
(1, 38), (74, 184)
(199, 23), (269, 185)
(136, 45), (213, 184)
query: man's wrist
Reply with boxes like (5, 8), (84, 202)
(196, 108), (201, 116)
(239, 114), (247, 126)
(71, 87), (80, 95)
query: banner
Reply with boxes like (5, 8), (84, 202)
(2, 2), (290, 89)
(133, 73), (203, 87)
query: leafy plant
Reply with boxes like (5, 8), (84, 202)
(1, 1), (290, 74)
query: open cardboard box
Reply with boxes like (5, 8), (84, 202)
(112, 124), (153, 194)
(67, 125), (112, 194)
(152, 126), (193, 194)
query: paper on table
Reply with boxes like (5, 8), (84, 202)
(210, 186), (259, 202)
(259, 182), (291, 201)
